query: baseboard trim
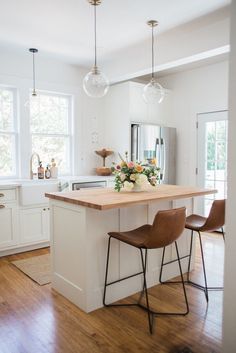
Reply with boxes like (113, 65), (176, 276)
(0, 242), (50, 257)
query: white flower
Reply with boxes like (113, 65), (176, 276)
(136, 174), (148, 185)
(130, 174), (136, 181)
(124, 181), (134, 190)
(120, 173), (126, 182)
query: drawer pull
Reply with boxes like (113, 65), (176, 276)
(0, 193), (4, 197)
(0, 205), (5, 209)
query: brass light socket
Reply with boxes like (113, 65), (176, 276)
(88, 0), (102, 5)
(147, 20), (159, 27)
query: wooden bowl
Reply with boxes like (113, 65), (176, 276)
(95, 167), (112, 176)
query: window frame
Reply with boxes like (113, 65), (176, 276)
(29, 90), (74, 176)
(0, 85), (19, 179)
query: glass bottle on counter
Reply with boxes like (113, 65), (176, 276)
(45, 165), (51, 179)
(50, 158), (58, 179)
(38, 161), (44, 179)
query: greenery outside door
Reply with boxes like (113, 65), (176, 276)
(197, 111), (228, 216)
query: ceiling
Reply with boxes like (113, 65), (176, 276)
(0, 0), (230, 66)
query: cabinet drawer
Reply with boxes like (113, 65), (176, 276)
(0, 189), (17, 203)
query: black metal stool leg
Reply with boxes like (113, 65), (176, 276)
(187, 230), (194, 282)
(103, 236), (112, 306)
(103, 237), (189, 334)
(159, 247), (166, 284)
(138, 249), (148, 304)
(175, 242), (189, 314)
(139, 241), (190, 317)
(198, 231), (209, 302)
(139, 248), (153, 334)
(103, 237), (144, 308)
(222, 227), (225, 242)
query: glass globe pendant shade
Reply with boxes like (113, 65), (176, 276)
(24, 91), (39, 108)
(83, 66), (109, 98)
(143, 78), (165, 104)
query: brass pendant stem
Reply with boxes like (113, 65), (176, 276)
(29, 48), (38, 96)
(147, 20), (159, 80)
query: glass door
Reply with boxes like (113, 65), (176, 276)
(197, 111), (228, 215)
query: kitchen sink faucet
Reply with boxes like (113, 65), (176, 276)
(30, 152), (40, 179)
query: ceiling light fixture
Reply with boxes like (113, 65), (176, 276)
(143, 21), (165, 104)
(83, 0), (109, 98)
(25, 48), (39, 108)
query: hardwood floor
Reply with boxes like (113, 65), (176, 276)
(0, 233), (224, 353)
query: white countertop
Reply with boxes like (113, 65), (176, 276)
(0, 175), (114, 188)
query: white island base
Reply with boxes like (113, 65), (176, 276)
(49, 196), (197, 313)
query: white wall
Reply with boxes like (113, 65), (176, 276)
(158, 60), (229, 186)
(103, 7), (230, 83)
(223, 0), (236, 351)
(0, 45), (106, 177)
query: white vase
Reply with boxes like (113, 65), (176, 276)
(132, 183), (143, 192)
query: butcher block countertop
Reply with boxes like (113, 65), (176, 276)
(45, 184), (216, 211)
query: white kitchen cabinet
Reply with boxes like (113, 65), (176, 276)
(107, 180), (115, 188)
(0, 203), (18, 249)
(20, 206), (50, 245)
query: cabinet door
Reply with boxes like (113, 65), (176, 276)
(106, 180), (115, 188)
(20, 207), (49, 245)
(0, 204), (18, 249)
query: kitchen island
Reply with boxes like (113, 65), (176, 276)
(46, 185), (216, 313)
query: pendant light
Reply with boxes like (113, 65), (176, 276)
(143, 21), (165, 104)
(25, 48), (39, 107)
(83, 0), (109, 98)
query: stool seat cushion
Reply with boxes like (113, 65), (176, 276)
(185, 214), (207, 231)
(108, 224), (152, 248)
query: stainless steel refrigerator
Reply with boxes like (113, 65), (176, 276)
(131, 123), (176, 184)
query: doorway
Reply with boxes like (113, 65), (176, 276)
(197, 110), (228, 216)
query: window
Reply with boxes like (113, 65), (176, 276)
(0, 87), (17, 177)
(30, 92), (73, 175)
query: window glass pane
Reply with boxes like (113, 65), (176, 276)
(0, 89), (14, 132)
(215, 181), (225, 199)
(30, 94), (69, 134)
(216, 141), (226, 161)
(205, 180), (215, 189)
(207, 142), (215, 164)
(216, 120), (226, 140)
(32, 135), (70, 175)
(0, 134), (16, 176)
(215, 168), (225, 181)
(206, 160), (215, 173)
(206, 121), (215, 136)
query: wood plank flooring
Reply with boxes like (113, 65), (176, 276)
(0, 233), (224, 353)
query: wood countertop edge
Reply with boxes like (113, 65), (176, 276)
(45, 189), (217, 211)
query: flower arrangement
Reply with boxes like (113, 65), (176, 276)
(111, 152), (160, 192)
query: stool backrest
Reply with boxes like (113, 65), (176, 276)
(144, 207), (186, 249)
(201, 199), (225, 232)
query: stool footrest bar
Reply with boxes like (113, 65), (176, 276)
(161, 254), (190, 266)
(106, 271), (143, 286)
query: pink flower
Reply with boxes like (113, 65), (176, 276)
(127, 161), (135, 168)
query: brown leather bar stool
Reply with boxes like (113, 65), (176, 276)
(159, 199), (225, 302)
(103, 207), (189, 334)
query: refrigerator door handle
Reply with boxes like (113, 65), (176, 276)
(161, 138), (166, 182)
(131, 124), (140, 161)
(137, 125), (140, 161)
(155, 138), (160, 165)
